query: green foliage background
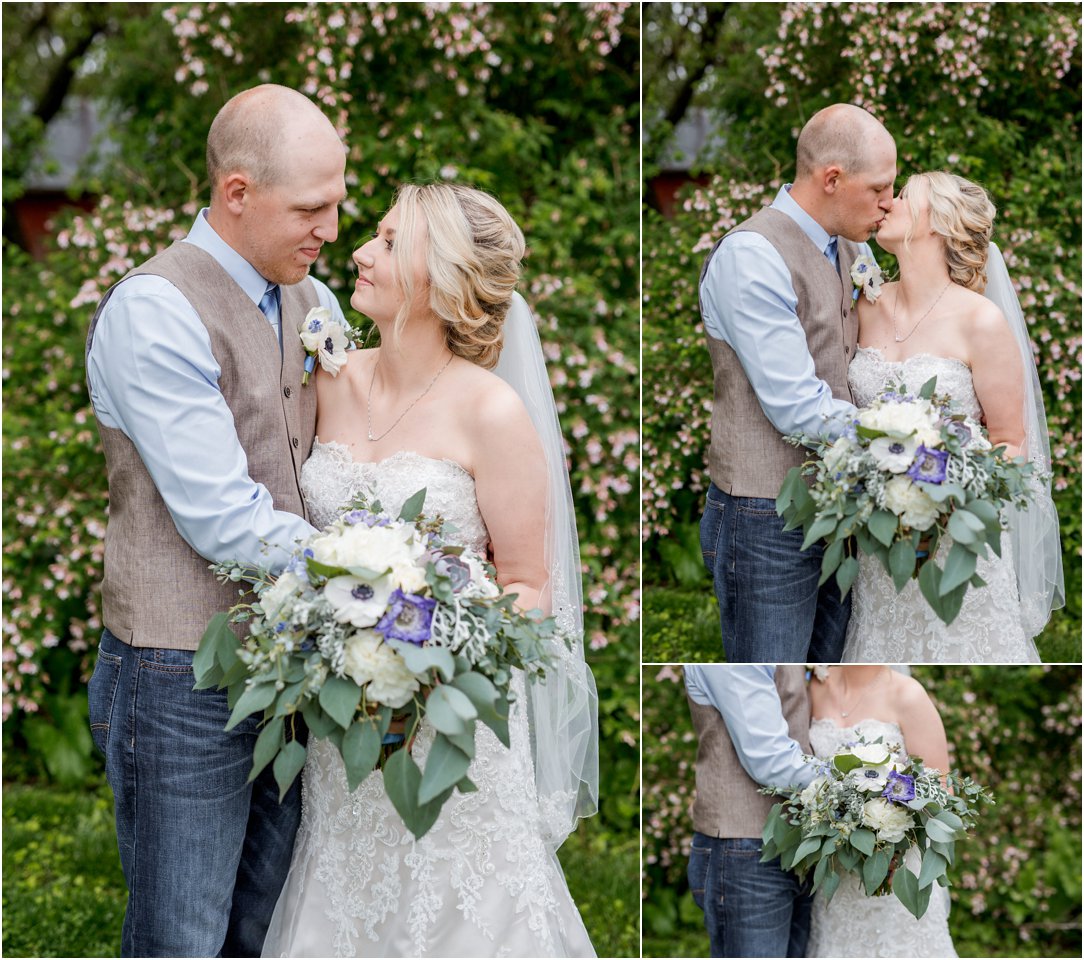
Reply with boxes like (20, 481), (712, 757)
(1, 3), (639, 954)
(641, 2), (1082, 660)
(642, 665), (1083, 958)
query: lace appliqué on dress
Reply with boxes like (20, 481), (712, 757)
(262, 441), (594, 959)
(806, 718), (958, 959)
(843, 349), (1039, 664)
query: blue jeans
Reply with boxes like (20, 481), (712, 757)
(700, 483), (850, 662)
(88, 629), (302, 957)
(688, 834), (811, 958)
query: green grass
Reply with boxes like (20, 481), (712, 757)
(642, 580), (1080, 663)
(642, 585), (722, 663)
(2, 780), (126, 958)
(2, 780), (638, 959)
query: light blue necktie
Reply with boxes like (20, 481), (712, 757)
(824, 236), (838, 270)
(258, 282), (282, 351)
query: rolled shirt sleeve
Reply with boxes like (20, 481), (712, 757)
(87, 272), (345, 572)
(685, 664), (815, 789)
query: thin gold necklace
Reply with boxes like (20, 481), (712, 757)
(836, 667), (888, 719)
(892, 280), (952, 343)
(366, 352), (453, 442)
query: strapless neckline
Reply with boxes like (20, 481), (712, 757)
(854, 344), (970, 372)
(809, 716), (903, 737)
(312, 438), (474, 480)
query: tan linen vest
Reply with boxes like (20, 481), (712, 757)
(687, 665), (811, 838)
(86, 241), (319, 649)
(701, 207), (860, 498)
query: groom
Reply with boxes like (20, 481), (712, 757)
(698, 103), (896, 662)
(85, 85), (348, 956)
(684, 664), (815, 958)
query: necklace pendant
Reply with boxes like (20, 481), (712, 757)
(841, 710), (849, 718)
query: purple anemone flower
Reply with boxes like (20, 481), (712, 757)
(374, 589), (436, 645)
(906, 445), (949, 484)
(882, 770), (916, 803)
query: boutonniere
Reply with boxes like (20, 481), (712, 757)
(805, 663), (831, 682)
(299, 307), (350, 385)
(849, 254), (884, 304)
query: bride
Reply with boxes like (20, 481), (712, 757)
(262, 183), (598, 957)
(843, 171), (1063, 662)
(806, 665), (957, 958)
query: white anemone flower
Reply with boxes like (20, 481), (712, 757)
(325, 575), (394, 627)
(869, 435), (919, 473)
(299, 307), (350, 376)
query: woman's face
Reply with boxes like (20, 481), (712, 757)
(875, 177), (929, 254)
(350, 204), (429, 324)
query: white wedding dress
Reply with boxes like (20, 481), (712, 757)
(261, 441), (595, 958)
(806, 717), (958, 958)
(843, 347), (1040, 663)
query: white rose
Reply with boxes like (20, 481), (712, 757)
(849, 742), (891, 765)
(882, 476), (940, 531)
(869, 435), (919, 473)
(859, 399), (937, 438)
(861, 797), (914, 843)
(341, 631), (419, 708)
(309, 523), (423, 573)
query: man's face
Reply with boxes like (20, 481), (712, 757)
(238, 145), (347, 285)
(831, 142), (898, 242)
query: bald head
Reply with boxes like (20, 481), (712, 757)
(206, 84), (343, 191)
(795, 103), (895, 180)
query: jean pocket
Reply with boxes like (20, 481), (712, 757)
(687, 842), (713, 910)
(734, 496), (780, 518)
(700, 501), (723, 563)
(88, 648), (123, 756)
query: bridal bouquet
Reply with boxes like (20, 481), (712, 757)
(760, 737), (993, 920)
(193, 488), (562, 839)
(776, 376), (1042, 624)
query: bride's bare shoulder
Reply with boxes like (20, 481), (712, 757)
(451, 360), (533, 432)
(889, 672), (942, 724)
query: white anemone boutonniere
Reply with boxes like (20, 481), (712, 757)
(850, 254), (884, 304)
(299, 306), (350, 384)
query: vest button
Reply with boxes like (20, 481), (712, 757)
(284, 386), (292, 399)
(292, 437), (299, 449)
(845, 345), (850, 356)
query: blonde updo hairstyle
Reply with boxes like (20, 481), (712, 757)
(903, 171), (996, 292)
(388, 182), (525, 369)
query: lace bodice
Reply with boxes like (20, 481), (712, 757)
(301, 440), (489, 552)
(806, 716), (957, 958)
(263, 440), (593, 958)
(843, 349), (1039, 663)
(848, 347), (980, 417)
(809, 717), (906, 760)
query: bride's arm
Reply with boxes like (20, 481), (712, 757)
(471, 382), (550, 614)
(969, 301), (1027, 460)
(894, 675), (951, 782)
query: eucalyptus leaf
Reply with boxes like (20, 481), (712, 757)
(398, 488), (427, 522)
(940, 543), (978, 595)
(318, 675), (362, 729)
(867, 510), (897, 548)
(923, 817), (957, 842)
(425, 685), (478, 736)
(862, 848), (890, 895)
(918, 850), (947, 889)
(848, 828), (876, 857)
(888, 538), (917, 591)
(249, 715), (285, 782)
(341, 719), (382, 792)
(801, 516), (838, 551)
(387, 641), (456, 682)
(272, 739), (307, 801)
(225, 681), (278, 731)
(835, 556), (860, 600)
(418, 733), (472, 803)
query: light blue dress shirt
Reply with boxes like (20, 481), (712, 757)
(684, 664), (815, 789)
(700, 184), (870, 441)
(86, 209), (348, 571)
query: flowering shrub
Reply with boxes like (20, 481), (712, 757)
(642, 665), (1082, 956)
(2, 2), (639, 816)
(642, 2), (1081, 639)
